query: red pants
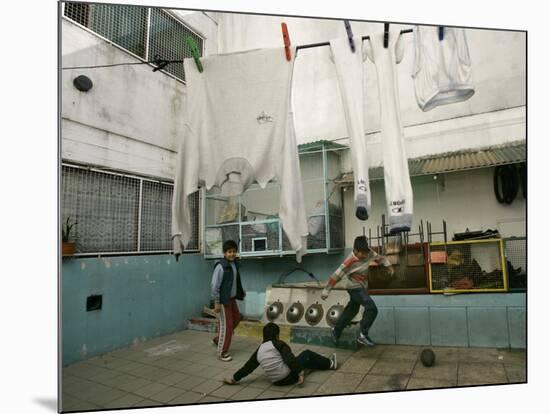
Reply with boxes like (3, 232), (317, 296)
(214, 298), (241, 353)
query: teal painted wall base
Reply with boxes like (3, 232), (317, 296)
(61, 250), (526, 366)
(61, 254), (211, 366)
(234, 252), (526, 349)
(291, 325), (359, 350)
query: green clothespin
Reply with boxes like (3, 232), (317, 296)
(186, 37), (203, 73)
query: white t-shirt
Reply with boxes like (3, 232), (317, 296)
(412, 26), (475, 111)
(171, 47), (308, 262)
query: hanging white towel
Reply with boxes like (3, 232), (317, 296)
(364, 27), (413, 233)
(329, 36), (371, 221)
(412, 26), (475, 111)
(171, 46), (308, 262)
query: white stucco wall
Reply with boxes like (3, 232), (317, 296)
(61, 8), (526, 248)
(61, 11), (217, 179)
(215, 14), (526, 163)
(62, 11), (525, 176)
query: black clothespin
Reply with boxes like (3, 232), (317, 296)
(344, 20), (355, 52)
(438, 26), (445, 41)
(152, 54), (170, 72)
(383, 23), (390, 48)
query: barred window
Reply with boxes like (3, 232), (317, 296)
(62, 2), (204, 82)
(61, 164), (200, 254)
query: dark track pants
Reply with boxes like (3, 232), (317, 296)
(274, 350), (332, 386)
(334, 288), (378, 338)
(213, 298), (241, 353)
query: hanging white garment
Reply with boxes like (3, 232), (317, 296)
(171, 46), (308, 262)
(329, 36), (371, 221)
(412, 26), (475, 111)
(364, 27), (413, 233)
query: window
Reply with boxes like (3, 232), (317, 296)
(61, 164), (200, 254)
(63, 2), (204, 82)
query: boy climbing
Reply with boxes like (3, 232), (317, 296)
(321, 235), (394, 346)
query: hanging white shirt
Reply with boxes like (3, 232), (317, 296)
(171, 46), (308, 262)
(412, 26), (475, 111)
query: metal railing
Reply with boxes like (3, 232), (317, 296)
(504, 236), (527, 291)
(428, 239), (508, 293)
(61, 163), (199, 255)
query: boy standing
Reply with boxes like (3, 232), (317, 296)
(223, 322), (337, 386)
(321, 235), (394, 346)
(211, 240), (245, 361)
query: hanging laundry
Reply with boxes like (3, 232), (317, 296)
(329, 36), (371, 221)
(364, 27), (413, 234)
(412, 26), (475, 111)
(171, 46), (308, 262)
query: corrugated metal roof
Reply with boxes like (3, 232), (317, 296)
(298, 140), (348, 152)
(340, 140), (526, 182)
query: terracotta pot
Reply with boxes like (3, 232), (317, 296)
(62, 242), (76, 256)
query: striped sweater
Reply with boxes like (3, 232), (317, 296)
(322, 250), (392, 294)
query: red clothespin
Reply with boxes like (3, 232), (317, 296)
(281, 22), (291, 61)
(344, 20), (355, 52)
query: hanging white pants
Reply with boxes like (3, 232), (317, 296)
(364, 28), (413, 233)
(329, 36), (371, 220)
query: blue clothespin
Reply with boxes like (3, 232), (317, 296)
(438, 26), (445, 41)
(186, 37), (203, 73)
(383, 23), (390, 48)
(344, 20), (355, 52)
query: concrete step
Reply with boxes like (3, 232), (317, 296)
(187, 317), (292, 341)
(187, 317), (218, 333)
(235, 320), (291, 342)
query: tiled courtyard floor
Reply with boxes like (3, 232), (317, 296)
(61, 329), (526, 412)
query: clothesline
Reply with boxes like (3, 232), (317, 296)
(295, 28), (413, 54)
(61, 29), (415, 71)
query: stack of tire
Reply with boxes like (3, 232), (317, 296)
(493, 163), (526, 204)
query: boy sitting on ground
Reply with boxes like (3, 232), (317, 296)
(223, 322), (337, 386)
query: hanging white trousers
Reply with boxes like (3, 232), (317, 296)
(329, 36), (371, 221)
(364, 27), (413, 233)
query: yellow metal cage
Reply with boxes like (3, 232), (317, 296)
(428, 239), (508, 293)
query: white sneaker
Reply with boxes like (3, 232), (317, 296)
(357, 333), (375, 347)
(330, 353), (338, 370)
(219, 353), (233, 362)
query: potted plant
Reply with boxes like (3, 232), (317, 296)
(62, 217), (78, 256)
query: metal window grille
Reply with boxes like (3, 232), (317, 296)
(64, 2), (90, 27)
(63, 2), (204, 82)
(504, 237), (526, 290)
(90, 3), (149, 59)
(61, 164), (199, 254)
(428, 240), (507, 292)
(148, 8), (203, 81)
